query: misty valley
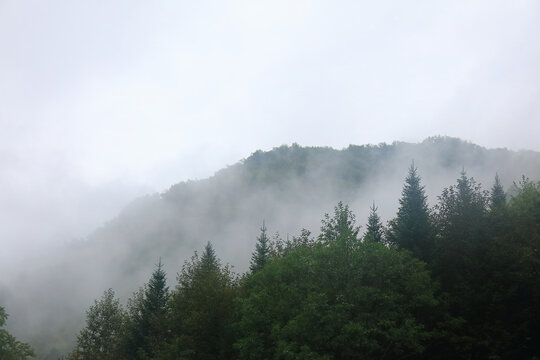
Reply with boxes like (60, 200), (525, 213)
(1, 137), (540, 360)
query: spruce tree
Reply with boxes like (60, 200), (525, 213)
(387, 163), (433, 261)
(250, 221), (270, 273)
(364, 202), (384, 243)
(168, 243), (237, 360)
(200, 242), (220, 273)
(124, 260), (170, 359)
(490, 174), (506, 210)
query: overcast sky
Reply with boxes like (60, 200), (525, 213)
(1, 0), (539, 265)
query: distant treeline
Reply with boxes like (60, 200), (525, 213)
(7, 164), (539, 359)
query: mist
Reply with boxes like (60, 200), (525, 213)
(2, 0), (539, 264)
(2, 138), (540, 358)
(1, 1), (540, 358)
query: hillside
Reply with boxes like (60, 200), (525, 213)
(2, 136), (540, 359)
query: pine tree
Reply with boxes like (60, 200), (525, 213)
(364, 202), (384, 243)
(250, 221), (271, 273)
(387, 163), (433, 261)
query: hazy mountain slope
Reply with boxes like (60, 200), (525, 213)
(3, 136), (540, 359)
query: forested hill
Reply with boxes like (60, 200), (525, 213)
(2, 136), (540, 359)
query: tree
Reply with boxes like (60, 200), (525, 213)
(236, 234), (440, 359)
(364, 202), (384, 243)
(387, 163), (433, 262)
(319, 201), (360, 247)
(123, 259), (170, 359)
(271, 229), (315, 258)
(250, 221), (271, 273)
(433, 170), (489, 287)
(489, 173), (506, 210)
(67, 289), (125, 360)
(0, 306), (34, 360)
(167, 243), (238, 360)
(430, 171), (493, 358)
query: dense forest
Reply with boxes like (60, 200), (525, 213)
(2, 137), (540, 359)
(8, 165), (538, 359)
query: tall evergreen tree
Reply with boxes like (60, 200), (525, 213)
(124, 260), (170, 359)
(489, 173), (506, 210)
(250, 221), (270, 273)
(435, 170), (489, 256)
(167, 243), (237, 360)
(364, 202), (384, 243)
(387, 163), (433, 261)
(432, 171), (491, 358)
(200, 242), (219, 273)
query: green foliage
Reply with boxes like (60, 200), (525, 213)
(123, 260), (170, 359)
(45, 155), (540, 360)
(167, 243), (238, 360)
(271, 229), (316, 258)
(0, 306), (35, 360)
(433, 171), (489, 291)
(496, 178), (540, 358)
(250, 222), (271, 273)
(387, 163), (433, 261)
(236, 241), (439, 359)
(490, 173), (506, 210)
(363, 202), (384, 243)
(66, 289), (124, 360)
(319, 201), (360, 247)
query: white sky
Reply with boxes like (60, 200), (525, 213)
(1, 1), (539, 263)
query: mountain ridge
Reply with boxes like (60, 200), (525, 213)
(3, 136), (540, 359)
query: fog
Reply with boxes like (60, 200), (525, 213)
(2, 139), (540, 359)
(2, 0), (539, 264)
(1, 1), (540, 358)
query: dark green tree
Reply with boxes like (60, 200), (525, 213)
(236, 231), (440, 359)
(166, 243), (237, 360)
(434, 171), (489, 287)
(431, 171), (492, 358)
(364, 202), (384, 243)
(490, 173), (506, 210)
(67, 289), (125, 360)
(387, 163), (433, 261)
(501, 178), (540, 358)
(250, 222), (270, 273)
(123, 260), (170, 359)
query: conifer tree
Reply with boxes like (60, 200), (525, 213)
(364, 202), (384, 243)
(124, 260), (170, 359)
(168, 243), (237, 360)
(200, 242), (219, 273)
(490, 174), (506, 210)
(250, 221), (270, 273)
(433, 171), (489, 309)
(387, 163), (433, 261)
